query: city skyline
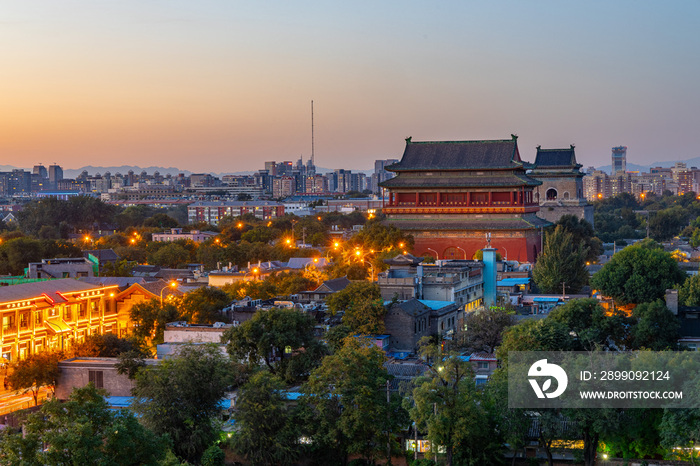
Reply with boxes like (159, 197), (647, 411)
(2, 1), (700, 173)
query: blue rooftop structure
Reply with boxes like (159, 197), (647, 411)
(497, 278), (530, 287)
(417, 299), (454, 310)
(533, 297), (561, 303)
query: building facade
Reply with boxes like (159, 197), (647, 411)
(187, 201), (285, 225)
(380, 136), (549, 262)
(0, 279), (120, 363)
(612, 146), (627, 175)
(529, 145), (594, 226)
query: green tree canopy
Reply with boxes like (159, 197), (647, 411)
(407, 339), (502, 465)
(0, 384), (168, 465)
(533, 225), (589, 294)
(131, 344), (233, 464)
(7, 350), (63, 405)
(456, 306), (515, 354)
(591, 239), (686, 305)
(630, 300), (680, 350)
(223, 307), (326, 383)
(547, 298), (627, 350)
(70, 333), (144, 358)
(326, 281), (386, 334)
(679, 273), (700, 306)
(231, 371), (299, 466)
(555, 214), (602, 261)
(178, 286), (230, 324)
(300, 337), (407, 464)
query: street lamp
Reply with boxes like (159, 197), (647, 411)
(244, 267), (259, 281)
(426, 247), (439, 260)
(501, 247), (508, 261)
(456, 247), (467, 260)
(160, 281), (178, 306)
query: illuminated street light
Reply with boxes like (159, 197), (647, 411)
(426, 247), (439, 260)
(160, 281), (178, 306)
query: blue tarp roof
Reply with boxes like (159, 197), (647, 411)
(105, 396), (232, 410)
(533, 297), (561, 303)
(497, 278), (530, 286)
(105, 396), (132, 408)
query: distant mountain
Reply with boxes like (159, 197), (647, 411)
(595, 157), (700, 175)
(592, 163), (650, 174)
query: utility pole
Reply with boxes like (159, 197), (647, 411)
(386, 380), (391, 465)
(433, 402), (438, 463)
(414, 422), (418, 461)
(562, 282), (566, 298)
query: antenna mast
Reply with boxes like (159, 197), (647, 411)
(311, 100), (314, 167)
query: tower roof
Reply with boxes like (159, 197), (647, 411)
(533, 145), (581, 169)
(387, 136), (524, 172)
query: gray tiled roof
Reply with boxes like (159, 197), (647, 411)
(533, 146), (579, 168)
(0, 279), (101, 303)
(386, 137), (524, 171)
(380, 173), (541, 188)
(390, 298), (431, 317)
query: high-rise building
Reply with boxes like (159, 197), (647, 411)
(372, 159), (399, 193)
(612, 146), (627, 175)
(48, 164), (63, 190)
(33, 164), (48, 179)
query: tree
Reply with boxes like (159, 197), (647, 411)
(232, 371), (299, 465)
(547, 298), (627, 350)
(300, 337), (407, 464)
(129, 300), (181, 349)
(0, 384), (168, 465)
(0, 237), (82, 276)
(147, 242), (191, 268)
(178, 286), (230, 324)
(7, 351), (63, 405)
(591, 239), (686, 305)
(630, 300), (680, 350)
(99, 258), (136, 277)
(131, 344), (233, 464)
(679, 273), (700, 306)
(326, 281), (386, 334)
(555, 214), (602, 261)
(70, 333), (143, 358)
(223, 307), (325, 383)
(532, 225), (589, 294)
(456, 306), (515, 354)
(143, 212), (179, 228)
(650, 206), (689, 241)
(407, 339), (501, 465)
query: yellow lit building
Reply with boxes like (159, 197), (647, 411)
(0, 279), (120, 362)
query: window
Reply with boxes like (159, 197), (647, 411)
(478, 361), (489, 370)
(79, 304), (86, 318)
(88, 370), (104, 389)
(35, 310), (42, 325)
(19, 313), (29, 329)
(2, 315), (15, 332)
(48, 307), (58, 318)
(64, 307), (71, 320)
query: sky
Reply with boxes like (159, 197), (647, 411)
(2, 1), (700, 174)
